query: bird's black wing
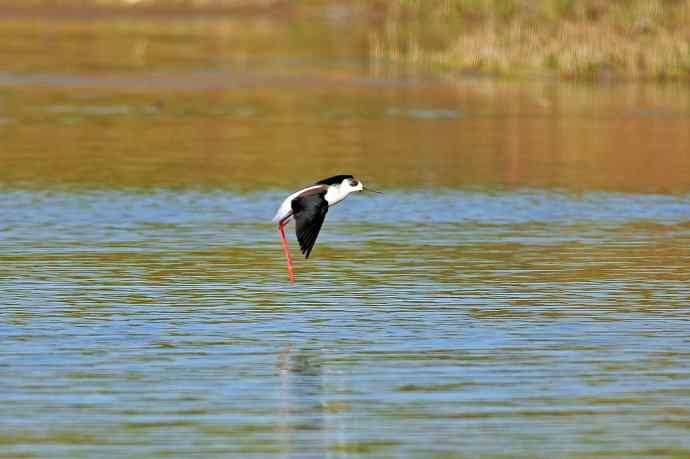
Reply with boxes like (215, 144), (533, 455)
(291, 191), (329, 259)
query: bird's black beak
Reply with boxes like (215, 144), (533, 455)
(363, 187), (383, 194)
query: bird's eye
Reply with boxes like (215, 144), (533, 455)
(350, 179), (359, 186)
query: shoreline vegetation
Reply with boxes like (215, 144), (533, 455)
(6, 0), (690, 81)
(368, 0), (690, 81)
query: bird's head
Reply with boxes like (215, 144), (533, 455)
(341, 177), (382, 195)
(315, 175), (382, 199)
(342, 177), (363, 193)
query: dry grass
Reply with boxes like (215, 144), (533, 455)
(6, 0), (690, 80)
(368, 0), (690, 80)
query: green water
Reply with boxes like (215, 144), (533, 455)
(1, 5), (690, 459)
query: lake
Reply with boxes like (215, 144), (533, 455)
(1, 5), (690, 459)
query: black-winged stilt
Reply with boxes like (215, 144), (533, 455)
(272, 175), (381, 282)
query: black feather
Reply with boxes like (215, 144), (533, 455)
(315, 175), (353, 186)
(291, 192), (329, 258)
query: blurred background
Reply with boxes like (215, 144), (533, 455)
(2, 0), (690, 191)
(1, 1), (690, 458)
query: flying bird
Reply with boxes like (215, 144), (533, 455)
(272, 175), (381, 282)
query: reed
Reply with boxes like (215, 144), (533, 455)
(368, 0), (690, 80)
(8, 0), (690, 80)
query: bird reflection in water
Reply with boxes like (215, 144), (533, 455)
(276, 345), (350, 457)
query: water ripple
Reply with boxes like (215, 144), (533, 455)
(1, 189), (689, 458)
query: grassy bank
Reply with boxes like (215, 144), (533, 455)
(5, 0), (690, 81)
(368, 0), (690, 80)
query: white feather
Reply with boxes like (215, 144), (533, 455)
(324, 183), (352, 206)
(272, 185), (324, 223)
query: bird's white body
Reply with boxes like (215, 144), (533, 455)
(325, 181), (361, 206)
(272, 180), (364, 223)
(272, 185), (323, 223)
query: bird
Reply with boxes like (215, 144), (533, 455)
(272, 174), (381, 282)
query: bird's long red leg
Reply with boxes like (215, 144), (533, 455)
(278, 222), (295, 283)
